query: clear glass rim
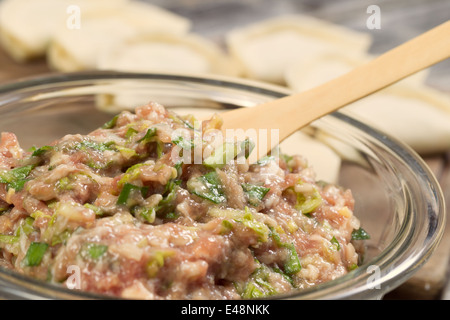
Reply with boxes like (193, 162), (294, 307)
(0, 71), (445, 300)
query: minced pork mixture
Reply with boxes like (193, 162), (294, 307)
(0, 102), (368, 299)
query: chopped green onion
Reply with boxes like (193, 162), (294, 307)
(138, 127), (157, 144)
(286, 182), (323, 215)
(269, 228), (283, 247)
(204, 142), (239, 168)
(295, 190), (322, 214)
(173, 162), (183, 178)
(236, 266), (278, 299)
(280, 153), (294, 172)
(117, 183), (148, 206)
(125, 127), (139, 139)
(273, 266), (294, 286)
(83, 203), (104, 216)
(102, 115), (119, 129)
(0, 206), (10, 215)
(119, 163), (148, 186)
(330, 236), (341, 251)
(239, 138), (255, 159)
(51, 229), (71, 246)
(172, 136), (194, 150)
(133, 206), (156, 223)
(209, 207), (269, 242)
(256, 155), (275, 166)
(0, 234), (19, 245)
(116, 146), (137, 159)
(348, 264), (358, 271)
(31, 145), (54, 157)
(146, 251), (174, 278)
(240, 207), (270, 242)
(75, 140), (115, 152)
(242, 183), (270, 206)
(351, 227), (371, 240)
(182, 118), (195, 130)
(30, 210), (52, 220)
(283, 243), (302, 275)
(169, 113), (198, 130)
(0, 165), (34, 191)
(86, 159), (112, 170)
(156, 179), (181, 219)
(280, 153), (294, 163)
(15, 217), (35, 237)
(23, 242), (48, 267)
(80, 243), (108, 260)
(270, 228), (302, 275)
(220, 220), (234, 234)
(187, 171), (226, 204)
(56, 176), (72, 191)
(156, 141), (164, 158)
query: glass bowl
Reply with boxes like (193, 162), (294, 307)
(0, 72), (445, 300)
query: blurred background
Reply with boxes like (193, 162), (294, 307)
(155, 0), (450, 91)
(0, 0), (449, 300)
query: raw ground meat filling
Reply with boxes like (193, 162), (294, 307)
(0, 102), (366, 299)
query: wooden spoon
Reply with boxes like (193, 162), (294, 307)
(219, 20), (450, 157)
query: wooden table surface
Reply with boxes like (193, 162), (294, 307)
(0, 0), (449, 300)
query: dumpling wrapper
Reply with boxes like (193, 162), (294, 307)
(284, 49), (450, 155)
(0, 0), (128, 62)
(284, 51), (430, 93)
(344, 85), (450, 155)
(97, 33), (240, 76)
(95, 33), (241, 113)
(47, 0), (191, 71)
(226, 14), (372, 84)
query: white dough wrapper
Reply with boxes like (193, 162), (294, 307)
(284, 51), (430, 93)
(226, 14), (372, 85)
(47, 0), (191, 71)
(283, 49), (449, 155)
(0, 0), (128, 62)
(95, 33), (241, 113)
(97, 33), (240, 77)
(344, 84), (450, 155)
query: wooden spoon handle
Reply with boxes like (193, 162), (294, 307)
(220, 20), (450, 155)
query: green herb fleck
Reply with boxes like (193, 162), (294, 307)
(117, 183), (148, 206)
(0, 234), (20, 245)
(256, 155), (275, 166)
(80, 243), (108, 260)
(330, 236), (341, 251)
(351, 227), (370, 240)
(31, 145), (54, 157)
(187, 171), (226, 204)
(138, 127), (157, 144)
(102, 115), (119, 129)
(270, 228), (302, 275)
(23, 242), (48, 267)
(172, 136), (194, 150)
(242, 183), (270, 206)
(156, 179), (181, 219)
(204, 142), (239, 168)
(283, 243), (301, 275)
(236, 266), (278, 299)
(0, 165), (34, 191)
